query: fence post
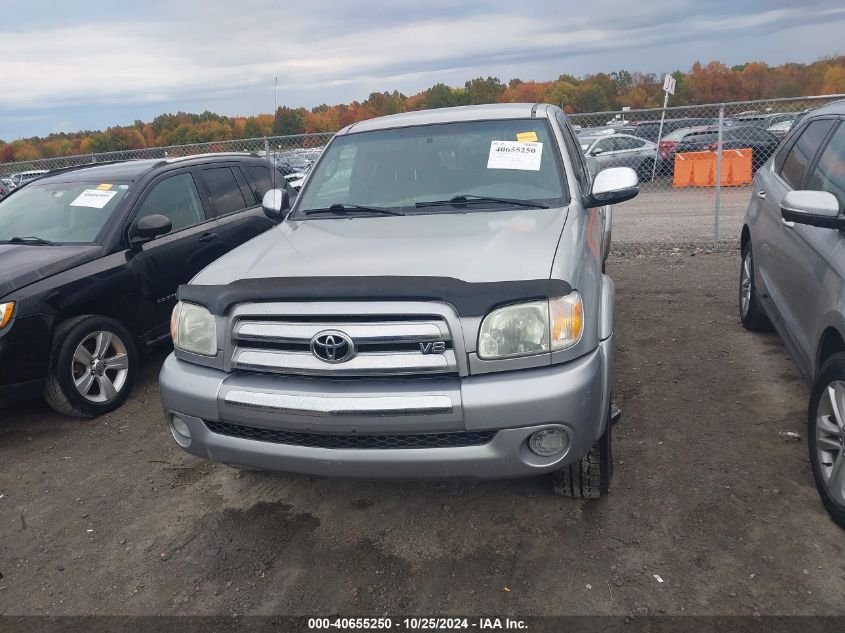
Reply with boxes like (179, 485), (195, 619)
(714, 104), (725, 252)
(263, 136), (270, 157)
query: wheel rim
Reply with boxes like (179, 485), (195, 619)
(816, 380), (845, 507)
(740, 251), (752, 318)
(71, 330), (129, 403)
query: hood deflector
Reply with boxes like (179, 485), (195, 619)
(178, 276), (572, 318)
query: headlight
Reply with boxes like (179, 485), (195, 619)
(477, 293), (583, 360)
(0, 302), (14, 330)
(171, 301), (217, 356)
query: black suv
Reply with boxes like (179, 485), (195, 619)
(0, 153), (287, 416)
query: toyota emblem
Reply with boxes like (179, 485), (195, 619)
(310, 330), (355, 363)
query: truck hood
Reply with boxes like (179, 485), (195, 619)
(0, 243), (102, 299)
(193, 208), (569, 285)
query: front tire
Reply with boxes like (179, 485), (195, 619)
(43, 316), (137, 418)
(739, 242), (771, 331)
(552, 413), (613, 499)
(808, 354), (845, 529)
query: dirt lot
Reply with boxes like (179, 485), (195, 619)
(1, 249), (844, 618)
(617, 184), (750, 244)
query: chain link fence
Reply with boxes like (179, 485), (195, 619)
(569, 94), (845, 248)
(0, 132), (334, 180)
(2, 95), (844, 246)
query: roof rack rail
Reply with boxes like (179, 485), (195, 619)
(22, 159), (145, 182)
(164, 151), (261, 163)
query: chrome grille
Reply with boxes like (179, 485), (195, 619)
(231, 314), (458, 377)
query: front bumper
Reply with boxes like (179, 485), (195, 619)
(0, 313), (52, 405)
(159, 337), (612, 479)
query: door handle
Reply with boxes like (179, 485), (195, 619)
(198, 232), (219, 242)
(756, 190), (766, 200)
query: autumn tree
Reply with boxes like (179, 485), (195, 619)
(822, 65), (845, 94)
(363, 91), (405, 117)
(544, 77), (578, 109)
(272, 106), (306, 136)
(740, 62), (769, 100)
(423, 83), (469, 109)
(464, 76), (505, 104)
(242, 118), (263, 139)
(5, 56), (845, 165)
(498, 81), (549, 103)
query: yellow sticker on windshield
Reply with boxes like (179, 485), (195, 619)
(96, 183), (113, 190)
(517, 131), (538, 143)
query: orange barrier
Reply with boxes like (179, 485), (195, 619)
(673, 148), (753, 187)
(722, 149), (753, 185)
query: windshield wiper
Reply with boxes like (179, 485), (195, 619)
(301, 203), (403, 217)
(2, 236), (54, 245)
(415, 195), (548, 209)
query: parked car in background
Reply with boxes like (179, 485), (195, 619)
(621, 117), (718, 142)
(10, 170), (49, 188)
(656, 125), (718, 175)
(739, 99), (845, 529)
(579, 132), (657, 181)
(275, 148), (323, 192)
(1, 177), (14, 191)
(766, 111), (812, 139)
(673, 125), (781, 171)
(159, 103), (641, 498)
(0, 153), (283, 417)
(729, 111), (802, 130)
(0, 181), (9, 199)
(767, 119), (796, 139)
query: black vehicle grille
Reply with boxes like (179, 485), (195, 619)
(205, 420), (495, 449)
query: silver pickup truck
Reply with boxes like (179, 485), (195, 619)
(159, 103), (640, 498)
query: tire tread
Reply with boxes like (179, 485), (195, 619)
(740, 243), (772, 332)
(42, 316), (93, 417)
(553, 421), (611, 499)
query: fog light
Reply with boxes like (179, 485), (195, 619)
(171, 415), (191, 439)
(528, 429), (568, 457)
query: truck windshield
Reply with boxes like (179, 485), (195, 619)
(0, 180), (131, 244)
(293, 119), (567, 217)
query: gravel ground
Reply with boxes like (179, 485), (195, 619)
(2, 249), (843, 618)
(614, 184), (750, 245)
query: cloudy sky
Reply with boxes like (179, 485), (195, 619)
(1, 0), (843, 140)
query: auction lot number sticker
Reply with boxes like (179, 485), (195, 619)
(487, 140), (543, 171)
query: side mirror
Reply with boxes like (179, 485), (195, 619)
(586, 167), (639, 207)
(262, 188), (291, 220)
(591, 147), (605, 156)
(129, 214), (172, 247)
(781, 191), (843, 229)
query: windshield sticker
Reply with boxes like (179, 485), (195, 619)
(70, 189), (118, 209)
(516, 131), (538, 143)
(487, 141), (543, 171)
(96, 183), (113, 190)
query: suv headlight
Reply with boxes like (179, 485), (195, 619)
(0, 302), (14, 330)
(477, 293), (583, 360)
(171, 301), (217, 356)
